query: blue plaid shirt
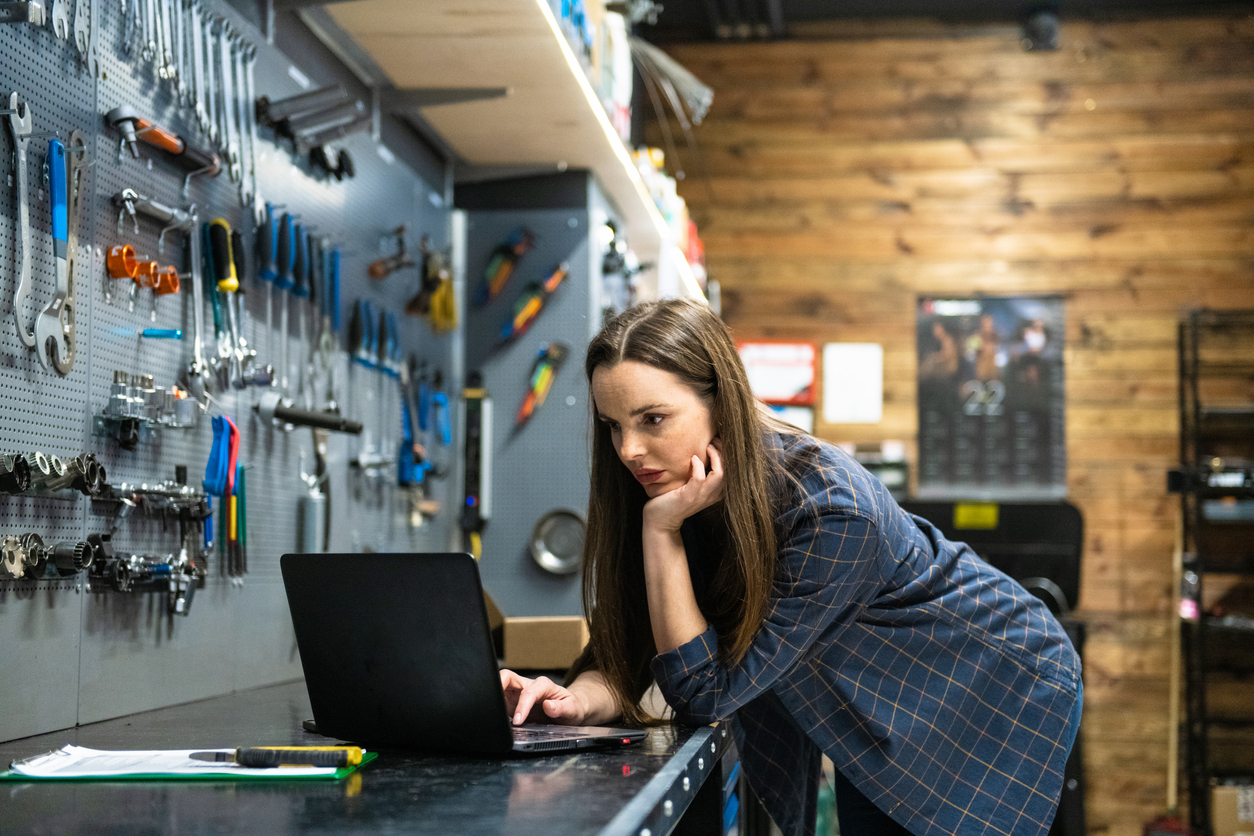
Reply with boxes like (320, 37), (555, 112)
(652, 432), (1082, 836)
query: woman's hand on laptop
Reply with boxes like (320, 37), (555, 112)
(501, 669), (587, 726)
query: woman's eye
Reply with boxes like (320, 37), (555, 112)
(643, 415), (663, 426)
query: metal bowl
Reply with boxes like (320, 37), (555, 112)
(529, 509), (585, 575)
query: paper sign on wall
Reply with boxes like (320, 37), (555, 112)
(822, 344), (883, 424)
(737, 342), (816, 405)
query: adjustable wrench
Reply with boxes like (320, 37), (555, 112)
(35, 139), (75, 375)
(48, 0), (66, 37)
(5, 93), (35, 349)
(0, 2), (47, 24)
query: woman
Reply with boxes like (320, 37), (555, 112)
(500, 299), (1082, 836)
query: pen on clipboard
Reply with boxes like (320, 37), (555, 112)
(189, 746), (363, 768)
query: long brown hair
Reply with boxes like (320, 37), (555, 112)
(568, 299), (782, 725)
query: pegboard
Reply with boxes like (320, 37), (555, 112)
(461, 173), (613, 619)
(0, 0), (460, 742)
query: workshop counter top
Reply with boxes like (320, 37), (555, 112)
(0, 680), (735, 835)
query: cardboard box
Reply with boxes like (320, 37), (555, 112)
(1212, 785), (1254, 836)
(503, 616), (589, 671)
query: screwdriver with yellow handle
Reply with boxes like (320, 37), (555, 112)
(208, 218), (244, 389)
(189, 746), (364, 768)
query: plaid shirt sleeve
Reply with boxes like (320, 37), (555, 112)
(651, 509), (884, 725)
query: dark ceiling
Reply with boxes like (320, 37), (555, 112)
(638, 0), (1254, 40)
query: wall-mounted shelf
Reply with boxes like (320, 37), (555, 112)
(318, 0), (703, 300)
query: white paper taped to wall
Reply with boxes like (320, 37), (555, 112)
(822, 343), (883, 424)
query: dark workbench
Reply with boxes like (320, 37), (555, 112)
(0, 681), (736, 836)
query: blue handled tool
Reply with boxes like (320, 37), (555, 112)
(257, 203), (279, 369)
(141, 329), (183, 339)
(276, 213), (295, 391)
(35, 138), (76, 374)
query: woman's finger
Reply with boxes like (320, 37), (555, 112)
(513, 676), (557, 725)
(707, 443), (724, 478)
(500, 669), (530, 714)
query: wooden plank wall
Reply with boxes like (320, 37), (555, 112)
(652, 15), (1254, 835)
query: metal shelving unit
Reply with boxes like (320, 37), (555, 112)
(1173, 308), (1254, 834)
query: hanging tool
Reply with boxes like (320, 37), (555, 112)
(255, 85), (349, 128)
(48, 0), (65, 37)
(461, 372), (491, 559)
(495, 262), (569, 351)
(182, 207), (209, 404)
(111, 188), (195, 254)
(368, 225), (413, 280)
(406, 238), (456, 332)
(377, 309), (402, 471)
(347, 298), (377, 463)
(35, 138), (76, 375)
(475, 227), (534, 306)
(276, 212), (295, 392)
(292, 224), (311, 406)
(105, 105), (221, 193)
(208, 219), (244, 389)
(5, 93), (34, 348)
(316, 246), (340, 410)
(256, 202), (278, 375)
(231, 227), (270, 387)
(215, 18), (240, 183)
(514, 343), (570, 430)
(241, 44), (260, 208)
(0, 2), (46, 24)
(72, 0), (87, 67)
(255, 391), (362, 434)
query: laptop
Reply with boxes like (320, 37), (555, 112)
(280, 552), (648, 755)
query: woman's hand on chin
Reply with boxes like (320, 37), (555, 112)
(642, 442), (724, 534)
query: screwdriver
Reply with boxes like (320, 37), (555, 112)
(231, 228), (250, 369)
(256, 203), (279, 372)
(208, 219), (243, 388)
(276, 212), (295, 392)
(189, 746), (363, 768)
(292, 225), (309, 405)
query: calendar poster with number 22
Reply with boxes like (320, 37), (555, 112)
(916, 296), (1066, 500)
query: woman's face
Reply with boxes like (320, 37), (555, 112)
(591, 360), (716, 499)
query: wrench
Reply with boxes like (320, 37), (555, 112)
(232, 37), (250, 202)
(201, 8), (217, 146)
(48, 0), (65, 37)
(190, 4), (206, 133)
(158, 0), (173, 79)
(64, 129), (86, 324)
(35, 139), (75, 375)
(218, 20), (239, 182)
(5, 93), (35, 349)
(186, 209), (209, 403)
(241, 45), (259, 207)
(73, 0), (88, 64)
(83, 0), (97, 76)
(173, 0), (184, 101)
(121, 0), (135, 54)
(0, 2), (47, 24)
